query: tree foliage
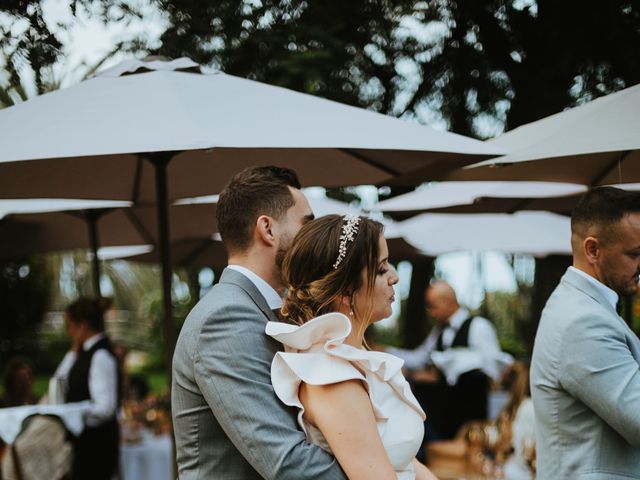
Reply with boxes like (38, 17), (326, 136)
(143, 0), (640, 137)
(0, 258), (52, 368)
(2, 1), (639, 136)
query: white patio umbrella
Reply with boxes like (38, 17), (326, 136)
(377, 181), (640, 218)
(0, 57), (503, 372)
(445, 83), (640, 185)
(399, 212), (571, 257)
(0, 57), (504, 202)
(0, 199), (219, 295)
(375, 181), (587, 217)
(0, 199), (131, 294)
(125, 194), (428, 266)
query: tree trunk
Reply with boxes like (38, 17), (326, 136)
(401, 257), (435, 348)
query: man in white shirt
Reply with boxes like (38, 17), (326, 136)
(56, 297), (120, 480)
(388, 280), (508, 439)
(531, 186), (640, 479)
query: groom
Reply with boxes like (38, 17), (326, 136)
(531, 186), (640, 479)
(172, 166), (345, 479)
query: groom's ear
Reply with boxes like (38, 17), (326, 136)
(583, 236), (600, 264)
(256, 215), (276, 246)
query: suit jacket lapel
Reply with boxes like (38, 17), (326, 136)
(219, 268), (280, 322)
(562, 268), (619, 318)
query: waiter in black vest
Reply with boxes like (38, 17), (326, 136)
(387, 281), (510, 439)
(56, 297), (121, 480)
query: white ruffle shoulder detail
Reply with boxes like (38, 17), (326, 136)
(266, 312), (426, 479)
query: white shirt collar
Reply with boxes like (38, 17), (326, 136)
(227, 264), (283, 309)
(447, 308), (470, 330)
(569, 266), (619, 311)
(83, 332), (106, 351)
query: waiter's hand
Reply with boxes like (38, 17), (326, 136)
(411, 366), (440, 384)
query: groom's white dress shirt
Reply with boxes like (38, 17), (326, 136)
(568, 266), (618, 311)
(227, 264), (283, 309)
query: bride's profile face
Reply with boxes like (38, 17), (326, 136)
(354, 234), (399, 324)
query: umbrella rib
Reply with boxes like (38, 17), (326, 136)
(506, 197), (534, 214)
(338, 148), (399, 176)
(131, 156), (144, 204)
(123, 208), (157, 246)
(591, 150), (632, 186)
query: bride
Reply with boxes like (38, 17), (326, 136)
(266, 214), (438, 480)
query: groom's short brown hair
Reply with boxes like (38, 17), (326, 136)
(217, 166), (301, 253)
(571, 186), (640, 244)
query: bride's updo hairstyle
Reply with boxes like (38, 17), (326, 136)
(281, 214), (384, 337)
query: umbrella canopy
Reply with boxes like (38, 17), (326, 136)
(0, 57), (504, 202)
(124, 194), (428, 266)
(376, 182), (640, 218)
(127, 234), (429, 268)
(0, 56), (500, 375)
(399, 212), (571, 257)
(375, 181), (587, 218)
(0, 202), (219, 258)
(0, 199), (218, 295)
(444, 83), (640, 185)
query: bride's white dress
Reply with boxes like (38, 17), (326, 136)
(266, 312), (426, 479)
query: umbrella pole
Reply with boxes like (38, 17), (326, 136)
(146, 153), (176, 380)
(146, 151), (177, 479)
(86, 210), (102, 297)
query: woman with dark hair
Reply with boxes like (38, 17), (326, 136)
(52, 297), (121, 480)
(266, 214), (438, 479)
(0, 357), (37, 407)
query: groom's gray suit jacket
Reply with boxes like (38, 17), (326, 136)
(172, 268), (345, 479)
(531, 267), (640, 480)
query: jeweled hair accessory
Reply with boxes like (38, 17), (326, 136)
(333, 214), (361, 269)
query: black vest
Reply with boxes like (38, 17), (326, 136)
(66, 335), (122, 480)
(66, 335), (121, 407)
(435, 316), (474, 352)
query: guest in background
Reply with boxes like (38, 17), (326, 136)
(531, 186), (640, 479)
(53, 297), (122, 480)
(0, 357), (38, 407)
(387, 280), (512, 440)
(498, 362), (535, 480)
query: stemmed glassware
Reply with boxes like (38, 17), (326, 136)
(464, 421), (486, 474)
(522, 436), (536, 476)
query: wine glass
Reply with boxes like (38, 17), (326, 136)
(464, 422), (486, 474)
(481, 423), (500, 477)
(522, 436), (536, 475)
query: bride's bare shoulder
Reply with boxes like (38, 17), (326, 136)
(299, 379), (369, 427)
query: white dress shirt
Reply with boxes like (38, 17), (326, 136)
(387, 308), (512, 384)
(51, 333), (118, 427)
(568, 266), (619, 312)
(227, 264), (283, 309)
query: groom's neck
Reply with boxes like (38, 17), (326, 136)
(228, 250), (284, 294)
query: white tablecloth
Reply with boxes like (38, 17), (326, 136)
(120, 431), (173, 480)
(0, 401), (91, 443)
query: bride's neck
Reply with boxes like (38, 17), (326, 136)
(333, 303), (365, 348)
(344, 315), (365, 348)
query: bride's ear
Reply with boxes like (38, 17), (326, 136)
(337, 293), (354, 314)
